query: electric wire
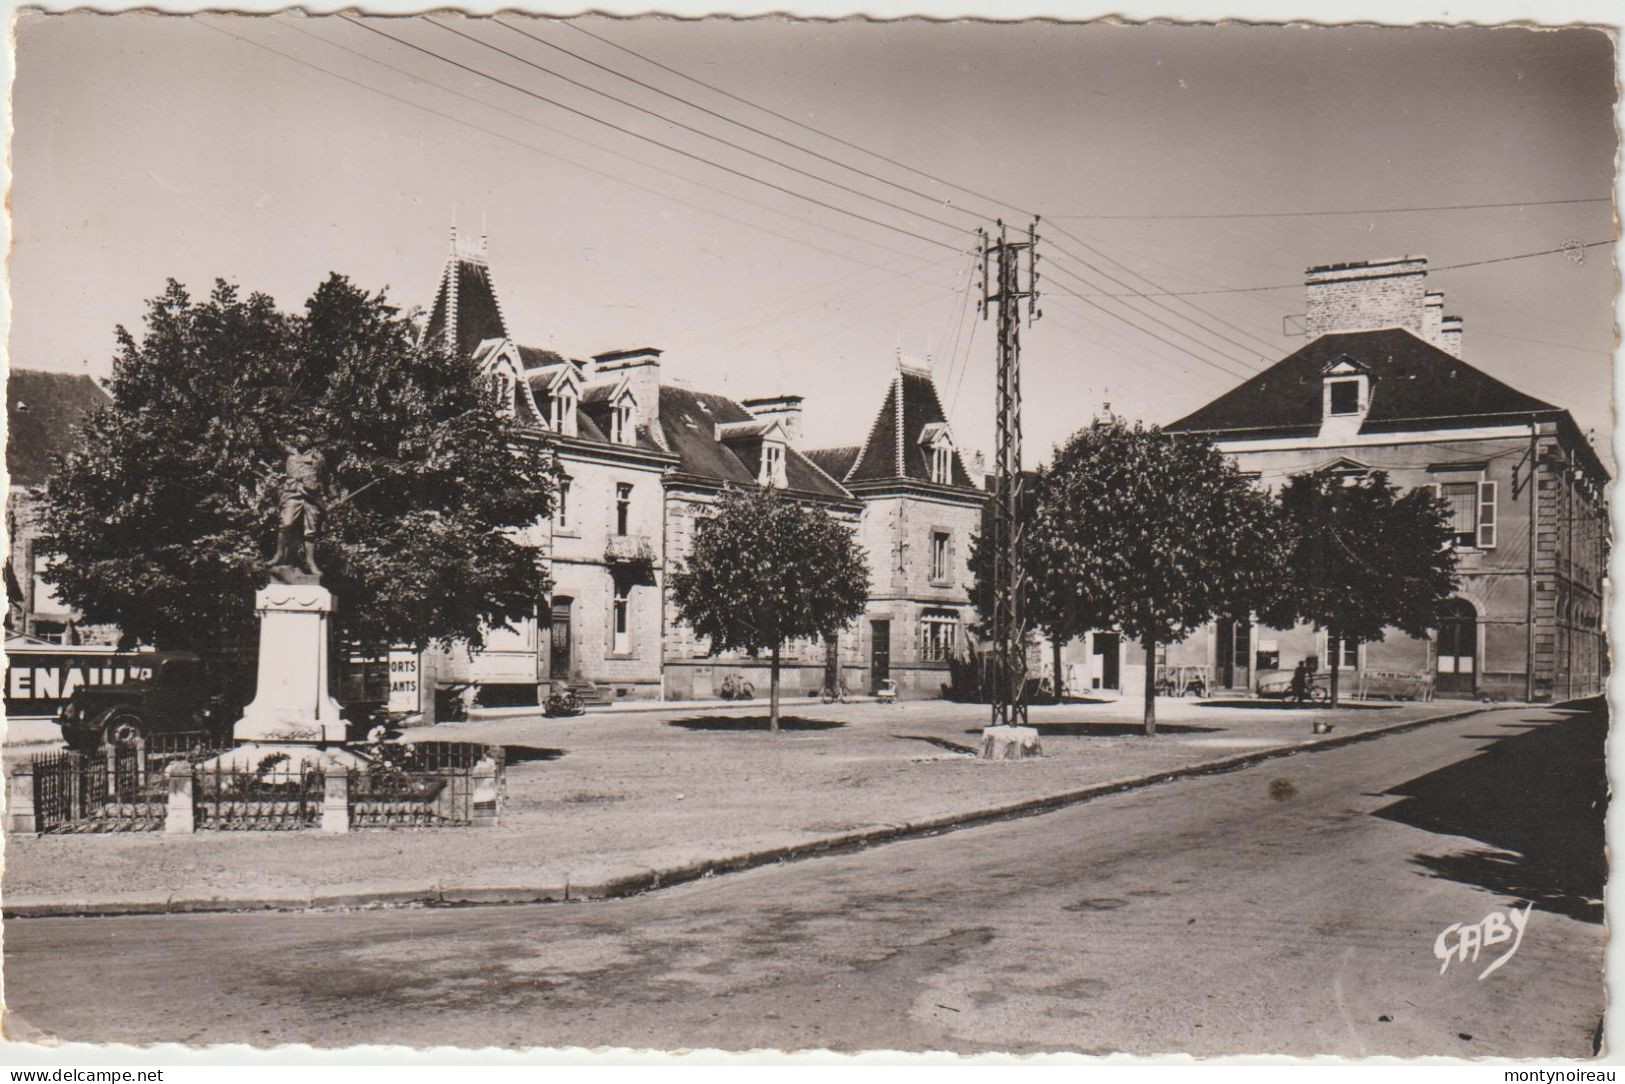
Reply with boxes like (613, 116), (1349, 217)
(340, 15), (966, 253)
(204, 17), (939, 282)
(1048, 196), (1613, 220)
(494, 16), (982, 225)
(416, 16), (976, 242)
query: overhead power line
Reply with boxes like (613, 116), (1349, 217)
(549, 17), (1288, 379)
(1069, 240), (1618, 297)
(1040, 257), (1263, 376)
(1473, 329), (1617, 357)
(207, 18), (947, 281)
(417, 17), (974, 242)
(341, 15), (966, 254)
(1044, 238), (1278, 363)
(1048, 196), (1613, 220)
(559, 18), (1015, 222)
(492, 16), (982, 227)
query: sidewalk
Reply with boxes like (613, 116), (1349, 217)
(2, 695), (1488, 916)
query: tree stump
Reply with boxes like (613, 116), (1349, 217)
(979, 725), (1043, 760)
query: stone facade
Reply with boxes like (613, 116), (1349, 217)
(660, 482), (865, 700)
(1160, 256), (1608, 704)
(6, 370), (119, 646)
(808, 363), (987, 699)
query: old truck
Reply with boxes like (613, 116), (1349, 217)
(55, 650), (236, 753)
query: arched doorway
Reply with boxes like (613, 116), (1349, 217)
(549, 596), (574, 682)
(1435, 598), (1477, 698)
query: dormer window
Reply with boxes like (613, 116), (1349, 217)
(610, 399), (635, 445)
(918, 421), (956, 485)
(552, 388), (578, 437)
(760, 441), (787, 488)
(1328, 380), (1360, 416)
(1320, 356), (1371, 423)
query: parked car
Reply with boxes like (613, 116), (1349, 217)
(57, 650), (236, 753)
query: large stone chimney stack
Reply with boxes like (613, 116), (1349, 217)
(1438, 315), (1465, 358)
(592, 347), (663, 433)
(741, 394), (804, 444)
(1422, 291), (1445, 343)
(1304, 256), (1429, 339)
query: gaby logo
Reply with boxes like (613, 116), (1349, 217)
(1435, 902), (1533, 980)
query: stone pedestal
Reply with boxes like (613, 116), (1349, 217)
(7, 762), (38, 835)
(979, 725), (1043, 761)
(202, 584), (366, 776)
(235, 585), (347, 744)
(164, 761), (195, 834)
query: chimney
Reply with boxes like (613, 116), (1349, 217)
(1422, 291), (1445, 344)
(740, 394), (804, 444)
(591, 347), (662, 433)
(1439, 315), (1464, 358)
(1304, 256), (1429, 339)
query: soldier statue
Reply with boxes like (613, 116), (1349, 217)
(271, 427), (334, 582)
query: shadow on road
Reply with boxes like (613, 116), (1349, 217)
(1193, 699), (1387, 711)
(963, 722), (1221, 737)
(1374, 697), (1607, 923)
(667, 716), (846, 732)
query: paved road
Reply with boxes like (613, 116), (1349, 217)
(4, 703), (1605, 1057)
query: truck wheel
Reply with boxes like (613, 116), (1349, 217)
(101, 712), (145, 750)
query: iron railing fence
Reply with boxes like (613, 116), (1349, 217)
(348, 767), (474, 828)
(24, 742), (502, 833)
(142, 730), (234, 768)
(31, 748), (167, 833)
(387, 741), (493, 772)
(193, 760), (324, 831)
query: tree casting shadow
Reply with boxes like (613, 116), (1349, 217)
(964, 722), (1221, 737)
(1193, 699), (1387, 711)
(668, 715), (847, 732)
(1373, 697), (1607, 923)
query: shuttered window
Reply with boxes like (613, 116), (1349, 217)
(1477, 481), (1497, 548)
(1440, 482), (1477, 547)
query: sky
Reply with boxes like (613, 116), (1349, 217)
(9, 13), (1619, 467)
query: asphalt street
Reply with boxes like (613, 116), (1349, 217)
(2, 702), (1606, 1057)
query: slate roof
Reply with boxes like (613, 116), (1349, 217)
(517, 345), (568, 370)
(658, 386), (851, 501)
(1167, 329), (1563, 439)
(7, 370), (110, 487)
(425, 256), (508, 359)
(804, 446), (860, 481)
(835, 368), (974, 488)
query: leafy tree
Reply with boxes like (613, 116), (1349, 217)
(1259, 469), (1458, 707)
(1026, 416), (1280, 735)
(669, 485), (869, 733)
(39, 275), (556, 693)
(969, 477), (1100, 702)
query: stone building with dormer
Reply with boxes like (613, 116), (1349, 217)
(807, 363), (986, 698)
(419, 233), (676, 706)
(1158, 255), (1608, 703)
(417, 230), (870, 707)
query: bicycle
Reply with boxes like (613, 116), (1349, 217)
(819, 679), (851, 704)
(544, 687), (585, 718)
(718, 673), (755, 700)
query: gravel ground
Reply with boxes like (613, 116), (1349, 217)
(2, 695), (1456, 903)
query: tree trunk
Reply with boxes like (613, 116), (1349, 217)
(769, 643), (782, 734)
(1053, 637), (1065, 702)
(1328, 629), (1341, 709)
(1142, 634), (1157, 737)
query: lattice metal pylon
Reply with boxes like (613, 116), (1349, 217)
(978, 219), (1041, 727)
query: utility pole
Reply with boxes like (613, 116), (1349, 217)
(978, 219), (1041, 732)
